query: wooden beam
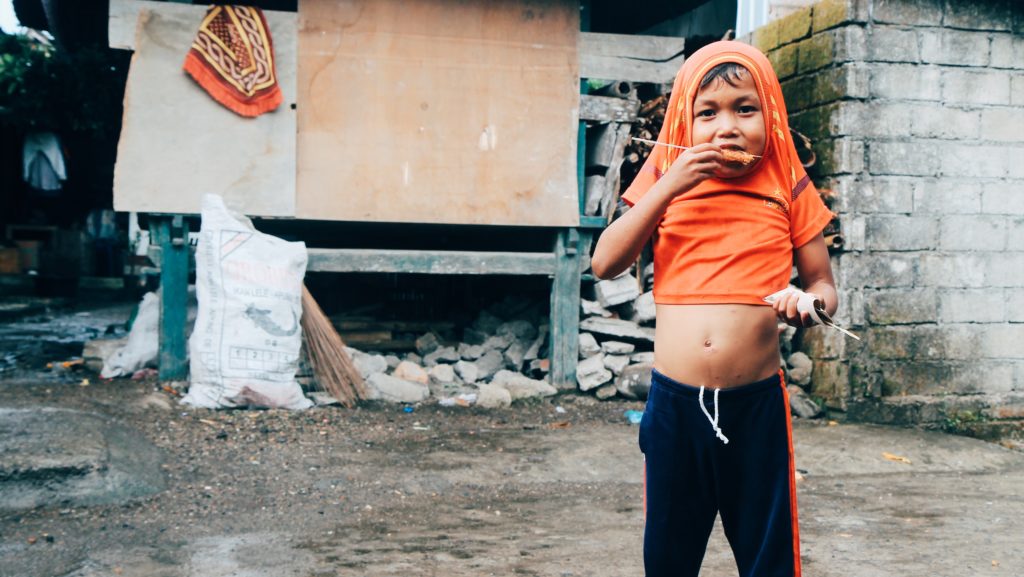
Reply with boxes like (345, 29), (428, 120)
(151, 216), (190, 381)
(579, 32), (685, 84)
(580, 94), (640, 123)
(307, 248), (557, 276)
(549, 229), (583, 389)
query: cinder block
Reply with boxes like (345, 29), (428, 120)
(921, 29), (990, 66)
(880, 360), (952, 396)
(851, 102), (914, 138)
(980, 108), (1024, 142)
(818, 138), (864, 176)
(942, 0), (1014, 32)
(777, 6), (813, 45)
(980, 325), (1024, 359)
(812, 0), (868, 33)
(990, 34), (1024, 69)
(867, 26), (920, 63)
(942, 69), (1011, 105)
(869, 64), (941, 100)
(839, 253), (918, 288)
(947, 362), (1016, 394)
(809, 360), (850, 411)
(867, 141), (940, 177)
(937, 143), (1009, 179)
(985, 252), (1024, 287)
(868, 325), (979, 361)
(865, 288), (938, 324)
(910, 105), (980, 140)
(938, 215), (1008, 251)
(939, 288), (1006, 323)
(835, 26), (868, 62)
(1012, 75), (1024, 106)
(752, 18), (781, 53)
(1007, 217), (1024, 250)
(768, 43), (799, 80)
(790, 102), (844, 139)
(919, 253), (987, 288)
(913, 179), (982, 214)
(844, 177), (915, 214)
(796, 31), (835, 74)
(872, 0), (942, 26)
(802, 323), (846, 359)
(1007, 289), (1024, 322)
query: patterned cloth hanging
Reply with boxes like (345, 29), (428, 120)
(182, 5), (282, 117)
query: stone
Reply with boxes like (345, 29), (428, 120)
(581, 299), (613, 318)
(83, 337), (128, 373)
(601, 341), (635, 355)
(476, 384), (512, 409)
(384, 355), (402, 370)
(472, 310), (503, 334)
(523, 326), (548, 362)
(580, 317), (655, 343)
(579, 332), (601, 358)
(463, 327), (489, 346)
(491, 370), (557, 401)
(483, 334), (515, 352)
(788, 385), (822, 419)
(393, 361), (429, 385)
(454, 360), (479, 384)
(528, 358), (550, 376)
(365, 373), (430, 403)
(577, 354), (613, 392)
(349, 349), (388, 379)
(496, 320), (536, 342)
(457, 343), (485, 360)
(424, 346), (460, 366)
(475, 350), (505, 380)
(594, 273), (641, 307)
(428, 363), (456, 385)
(415, 332), (441, 355)
(404, 352), (423, 365)
(595, 384), (618, 400)
(787, 352), (814, 386)
(603, 354), (631, 376)
(623, 291), (656, 325)
(630, 352), (655, 364)
(616, 363), (654, 400)
(503, 339), (528, 370)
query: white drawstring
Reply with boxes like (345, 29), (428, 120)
(698, 386), (729, 444)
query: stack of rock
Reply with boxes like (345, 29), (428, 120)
(343, 281), (822, 417)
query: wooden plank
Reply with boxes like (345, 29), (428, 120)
(306, 249), (557, 276)
(549, 229), (582, 389)
(580, 53), (685, 83)
(580, 32), (685, 61)
(112, 5), (297, 216)
(296, 0), (580, 226)
(579, 94), (640, 123)
(152, 217), (190, 381)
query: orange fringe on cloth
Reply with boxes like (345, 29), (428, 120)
(182, 5), (282, 117)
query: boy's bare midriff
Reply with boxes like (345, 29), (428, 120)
(654, 303), (780, 389)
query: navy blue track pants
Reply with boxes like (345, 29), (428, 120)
(639, 369), (801, 577)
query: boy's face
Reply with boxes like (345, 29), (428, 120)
(691, 69), (766, 179)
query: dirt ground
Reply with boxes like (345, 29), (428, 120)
(2, 298), (1023, 577)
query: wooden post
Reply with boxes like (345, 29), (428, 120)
(150, 216), (190, 381)
(550, 228), (581, 389)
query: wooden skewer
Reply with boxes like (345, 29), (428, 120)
(630, 137), (763, 159)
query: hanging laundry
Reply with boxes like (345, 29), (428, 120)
(22, 131), (67, 192)
(182, 5), (283, 117)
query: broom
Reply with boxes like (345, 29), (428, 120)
(300, 284), (366, 407)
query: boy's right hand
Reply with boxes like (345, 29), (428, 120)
(660, 143), (724, 196)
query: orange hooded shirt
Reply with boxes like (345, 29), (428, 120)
(621, 41), (833, 306)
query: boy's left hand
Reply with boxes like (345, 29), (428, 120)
(771, 290), (822, 328)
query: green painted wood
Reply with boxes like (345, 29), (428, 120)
(578, 215), (608, 229)
(550, 228), (582, 389)
(306, 248), (557, 275)
(152, 216), (190, 381)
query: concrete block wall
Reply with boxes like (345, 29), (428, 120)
(748, 0), (1024, 436)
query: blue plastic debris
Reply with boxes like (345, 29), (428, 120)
(403, 406), (415, 413)
(624, 409), (644, 425)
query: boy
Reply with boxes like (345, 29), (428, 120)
(590, 41), (837, 577)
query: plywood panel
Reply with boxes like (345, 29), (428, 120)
(296, 0), (579, 226)
(113, 4), (297, 216)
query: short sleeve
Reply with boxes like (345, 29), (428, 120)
(620, 164), (663, 207)
(789, 180), (834, 248)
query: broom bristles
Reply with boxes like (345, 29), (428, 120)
(300, 284), (366, 407)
